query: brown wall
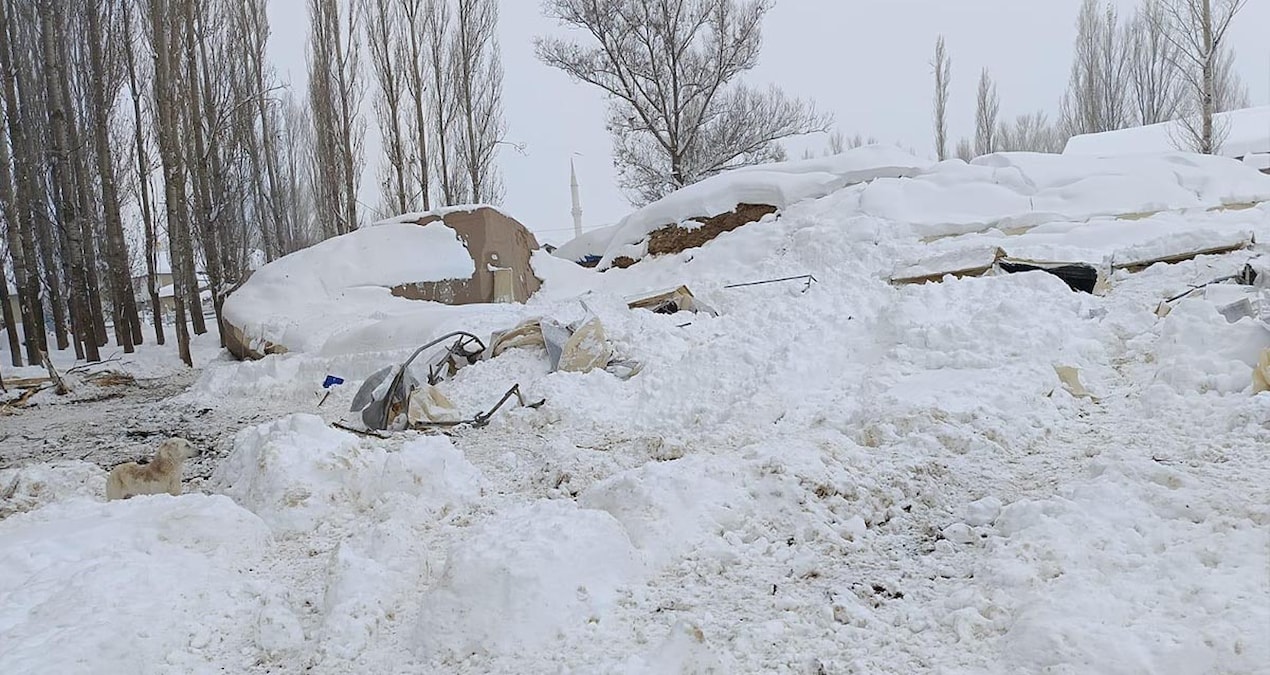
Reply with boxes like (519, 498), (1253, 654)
(392, 207), (541, 304)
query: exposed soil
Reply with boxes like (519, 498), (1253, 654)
(0, 369), (288, 486)
(647, 203), (778, 256)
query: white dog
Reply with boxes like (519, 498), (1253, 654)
(105, 438), (198, 501)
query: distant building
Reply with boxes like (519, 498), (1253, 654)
(1064, 106), (1270, 174)
(131, 251), (212, 316)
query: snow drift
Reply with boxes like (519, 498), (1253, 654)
(222, 222), (476, 358)
(586, 145), (933, 268)
(1063, 105), (1270, 160)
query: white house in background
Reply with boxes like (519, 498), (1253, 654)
(1064, 105), (1270, 174)
(130, 250), (211, 315)
(130, 250), (175, 302)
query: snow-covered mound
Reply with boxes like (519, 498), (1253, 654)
(572, 148), (1270, 270)
(222, 222), (478, 357)
(0, 494), (289, 673)
(211, 414), (482, 533)
(0, 461), (107, 519)
(1064, 105), (1270, 159)
(415, 500), (643, 658)
(857, 151), (1270, 240)
(591, 145), (932, 268)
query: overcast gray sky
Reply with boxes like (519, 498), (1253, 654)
(267, 0), (1270, 245)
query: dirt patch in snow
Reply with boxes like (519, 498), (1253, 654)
(646, 203), (778, 257)
(0, 369), (292, 491)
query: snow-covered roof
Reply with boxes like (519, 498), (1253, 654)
(371, 204), (514, 227)
(222, 221), (480, 355)
(588, 145), (934, 268)
(1063, 106), (1270, 158)
(558, 147), (1270, 269)
(551, 223), (618, 263)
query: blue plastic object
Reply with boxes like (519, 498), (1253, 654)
(322, 375), (346, 389)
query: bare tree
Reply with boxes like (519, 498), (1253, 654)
(1155, 0), (1248, 153)
(932, 35), (951, 161)
(997, 111), (1067, 153)
(0, 0), (44, 364)
(1062, 0), (1132, 135)
(86, 0), (140, 353)
(122, 0), (164, 345)
(827, 130), (845, 155)
(237, 0), (293, 263)
(280, 92), (318, 251)
(974, 68), (1000, 157)
(452, 0), (504, 203)
(363, 0), (410, 214)
(0, 121), (22, 366)
(4, 0), (61, 356)
(538, 0), (830, 205)
(307, 0), (365, 237)
(1212, 44), (1249, 112)
(147, 0), (195, 366)
(38, 0), (100, 361)
(1129, 0), (1184, 125)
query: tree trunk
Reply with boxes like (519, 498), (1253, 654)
(0, 0), (47, 365)
(180, 0), (218, 342)
(122, 3), (164, 346)
(1200, 0), (1214, 154)
(0, 254), (19, 366)
(36, 202), (70, 352)
(38, 0), (99, 362)
(194, 7), (228, 344)
(0, 12), (27, 367)
(56, 22), (109, 350)
(336, 8), (359, 234)
(7, 0), (66, 353)
(149, 0), (192, 366)
(86, 0), (137, 353)
(66, 101), (109, 349)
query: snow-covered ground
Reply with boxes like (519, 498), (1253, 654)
(2, 150), (1270, 674)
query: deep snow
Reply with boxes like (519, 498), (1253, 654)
(2, 150), (1270, 674)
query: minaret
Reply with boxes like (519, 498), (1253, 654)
(570, 158), (584, 239)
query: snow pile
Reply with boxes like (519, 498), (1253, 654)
(0, 495), (285, 674)
(1152, 297), (1270, 394)
(593, 145), (932, 268)
(0, 461), (107, 519)
(1064, 105), (1270, 159)
(892, 207), (1261, 280)
(415, 499), (643, 658)
(859, 151), (1270, 239)
(568, 149), (1270, 271)
(969, 460), (1269, 674)
(579, 454), (755, 568)
(211, 414), (483, 533)
(221, 222), (477, 356)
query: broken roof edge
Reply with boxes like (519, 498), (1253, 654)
(370, 203), (516, 227)
(1111, 232), (1254, 271)
(889, 247), (1005, 285)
